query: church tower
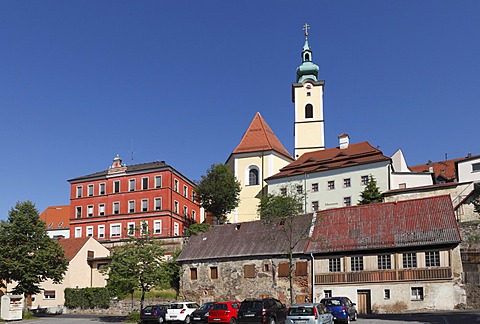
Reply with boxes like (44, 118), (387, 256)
(293, 24), (325, 159)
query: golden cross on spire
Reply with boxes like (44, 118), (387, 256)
(303, 23), (310, 38)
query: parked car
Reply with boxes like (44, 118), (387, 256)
(237, 298), (287, 324)
(166, 302), (201, 324)
(192, 302), (216, 324)
(140, 304), (169, 323)
(208, 301), (241, 324)
(320, 297), (357, 324)
(285, 303), (333, 324)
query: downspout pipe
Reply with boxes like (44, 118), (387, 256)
(310, 253), (315, 302)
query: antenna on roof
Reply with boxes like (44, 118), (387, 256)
(130, 140), (135, 162)
(445, 153), (447, 162)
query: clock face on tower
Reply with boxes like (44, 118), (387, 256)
(304, 83), (312, 90)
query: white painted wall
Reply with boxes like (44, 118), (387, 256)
(390, 172), (433, 190)
(457, 157), (480, 182)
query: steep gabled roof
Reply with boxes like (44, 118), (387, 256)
(307, 195), (461, 254)
(40, 205), (70, 230)
(231, 112), (292, 160)
(177, 214), (313, 262)
(57, 237), (90, 262)
(267, 142), (390, 180)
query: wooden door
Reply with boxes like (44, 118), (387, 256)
(356, 290), (371, 314)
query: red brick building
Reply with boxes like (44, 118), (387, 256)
(68, 155), (200, 242)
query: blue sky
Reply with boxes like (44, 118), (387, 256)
(1, 1), (479, 219)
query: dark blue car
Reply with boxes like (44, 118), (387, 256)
(140, 304), (169, 323)
(319, 297), (357, 323)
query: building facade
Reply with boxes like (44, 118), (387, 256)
(68, 155), (200, 242)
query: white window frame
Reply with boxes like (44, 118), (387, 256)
(76, 206), (82, 218)
(99, 183), (106, 195)
(98, 203), (105, 216)
(155, 175), (162, 188)
(87, 205), (94, 217)
(174, 179), (179, 192)
(183, 185), (188, 198)
(98, 225), (105, 238)
(88, 184), (94, 196)
(127, 222), (135, 236)
(154, 220), (162, 234)
(86, 226), (93, 237)
(411, 287), (424, 301)
(142, 177), (149, 190)
(110, 223), (121, 237)
(128, 200), (135, 213)
(43, 290), (56, 300)
(142, 199), (148, 212)
(113, 202), (120, 215)
(192, 210), (196, 220)
(75, 227), (82, 238)
(140, 220), (148, 235)
(174, 200), (179, 214)
(183, 205), (188, 217)
(76, 186), (82, 198)
(155, 197), (162, 211)
(174, 222), (179, 236)
(129, 179), (136, 192)
(113, 180), (120, 193)
(327, 180), (335, 190)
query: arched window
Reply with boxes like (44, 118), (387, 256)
(305, 104), (313, 118)
(305, 53), (310, 61)
(249, 168), (259, 186)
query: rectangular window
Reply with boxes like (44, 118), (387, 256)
(174, 179), (179, 192)
(76, 206), (82, 218)
(154, 220), (162, 234)
(311, 183), (319, 192)
(129, 179), (136, 192)
(155, 198), (162, 211)
(98, 225), (105, 238)
(183, 206), (188, 216)
(110, 224), (121, 237)
(403, 253), (417, 268)
(129, 200), (135, 213)
(88, 184), (94, 197)
(398, 183), (407, 189)
(192, 190), (196, 202)
(75, 227), (82, 238)
(99, 183), (106, 195)
(473, 163), (480, 172)
(87, 205), (93, 217)
(327, 180), (335, 190)
(425, 251), (440, 267)
(244, 264), (255, 278)
(86, 226), (93, 237)
(280, 188), (287, 196)
(192, 210), (196, 220)
(296, 185), (303, 194)
(278, 263), (289, 277)
(142, 177), (149, 190)
(98, 204), (105, 216)
(329, 258), (341, 272)
(411, 287), (424, 301)
(174, 201), (179, 214)
(142, 199), (148, 212)
(155, 175), (162, 188)
(324, 290), (332, 298)
(295, 262), (308, 276)
(377, 254), (391, 270)
(312, 201), (319, 211)
(190, 268), (198, 280)
(44, 290), (56, 300)
(76, 186), (82, 198)
(343, 178), (351, 188)
(114, 181), (120, 193)
(361, 175), (369, 185)
(113, 202), (120, 215)
(127, 222), (135, 236)
(174, 222), (179, 236)
(343, 197), (352, 207)
(183, 185), (188, 198)
(140, 221), (148, 235)
(210, 266), (218, 279)
(384, 289), (391, 300)
(350, 256), (364, 272)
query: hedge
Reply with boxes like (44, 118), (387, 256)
(64, 287), (111, 309)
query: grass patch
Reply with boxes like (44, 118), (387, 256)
(131, 289), (177, 300)
(125, 311), (140, 323)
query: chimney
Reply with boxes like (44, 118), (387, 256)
(338, 133), (350, 149)
(427, 160), (434, 173)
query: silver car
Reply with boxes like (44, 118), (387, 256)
(285, 303), (333, 324)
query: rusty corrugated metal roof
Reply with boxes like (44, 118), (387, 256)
(306, 195), (461, 253)
(177, 214), (314, 262)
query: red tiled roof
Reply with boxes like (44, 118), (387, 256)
(410, 158), (465, 182)
(40, 205), (70, 230)
(57, 237), (90, 262)
(232, 112), (292, 159)
(307, 195), (461, 254)
(267, 142), (390, 180)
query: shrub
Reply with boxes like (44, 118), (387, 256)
(65, 287), (112, 309)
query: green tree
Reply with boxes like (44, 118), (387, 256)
(358, 175), (383, 205)
(195, 163), (241, 224)
(185, 223), (211, 236)
(102, 225), (167, 310)
(0, 201), (68, 307)
(257, 187), (313, 305)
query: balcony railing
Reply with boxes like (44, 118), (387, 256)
(315, 267), (452, 284)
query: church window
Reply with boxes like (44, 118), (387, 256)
(305, 104), (313, 118)
(248, 167), (259, 186)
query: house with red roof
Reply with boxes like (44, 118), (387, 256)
(24, 237), (109, 313)
(177, 195), (465, 312)
(40, 205), (70, 239)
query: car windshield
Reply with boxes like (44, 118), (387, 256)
(240, 301), (263, 310)
(199, 303), (213, 310)
(143, 305), (155, 311)
(288, 307), (314, 316)
(323, 299), (341, 306)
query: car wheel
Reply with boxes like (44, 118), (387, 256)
(230, 318), (236, 324)
(159, 317), (165, 324)
(352, 312), (357, 321)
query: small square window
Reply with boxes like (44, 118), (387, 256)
(473, 163), (480, 172)
(311, 183), (319, 192)
(343, 178), (351, 188)
(306, 92), (311, 96)
(403, 253), (417, 268)
(297, 185), (303, 194)
(44, 290), (56, 300)
(425, 251), (440, 267)
(361, 175), (369, 185)
(312, 201), (319, 211)
(350, 256), (364, 272)
(343, 197), (351, 207)
(329, 258), (341, 272)
(327, 181), (335, 190)
(411, 287), (424, 301)
(384, 289), (391, 300)
(280, 188), (287, 196)
(324, 290), (332, 298)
